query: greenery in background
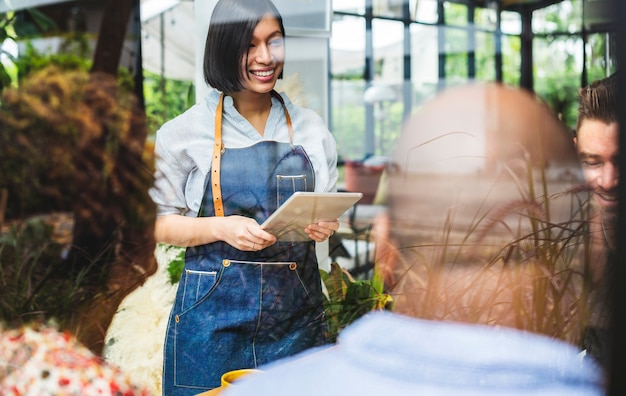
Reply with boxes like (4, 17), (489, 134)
(13, 38), (91, 76)
(143, 70), (195, 135)
(0, 67), (157, 340)
(0, 218), (85, 325)
(0, 8), (194, 137)
(0, 10), (136, 94)
(331, 0), (615, 160)
(532, 0), (615, 130)
(391, 157), (594, 345)
(331, 79), (404, 160)
(0, 8), (56, 91)
(321, 263), (392, 342)
(163, 244), (185, 284)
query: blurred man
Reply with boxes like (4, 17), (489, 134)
(575, 74), (618, 250)
(220, 83), (603, 396)
(574, 74), (619, 370)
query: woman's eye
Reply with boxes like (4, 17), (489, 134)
(269, 38), (284, 47)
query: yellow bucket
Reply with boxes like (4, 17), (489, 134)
(221, 368), (262, 388)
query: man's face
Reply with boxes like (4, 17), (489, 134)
(576, 119), (620, 219)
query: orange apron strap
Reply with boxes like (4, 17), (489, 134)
(271, 90), (295, 148)
(212, 91), (293, 217)
(212, 93), (225, 217)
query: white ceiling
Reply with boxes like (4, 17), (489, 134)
(140, 0), (195, 80)
(0, 0), (196, 80)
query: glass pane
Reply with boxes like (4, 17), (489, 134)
(333, 0), (365, 14)
(586, 32), (617, 83)
(532, 0), (581, 34)
(533, 35), (584, 130)
(373, 19), (403, 85)
(502, 35), (521, 86)
(444, 1), (467, 26)
(475, 31), (495, 81)
(410, 24), (438, 108)
(331, 15), (366, 162)
(331, 79), (367, 160)
(443, 26), (469, 86)
(374, 0), (405, 18)
(501, 11), (521, 35)
(413, 0), (438, 24)
(371, 19), (404, 157)
(331, 15), (365, 78)
(474, 4), (498, 30)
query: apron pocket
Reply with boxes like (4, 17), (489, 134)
(180, 268), (218, 311)
(173, 258), (326, 389)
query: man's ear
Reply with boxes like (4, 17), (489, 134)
(373, 212), (397, 288)
(573, 136), (577, 147)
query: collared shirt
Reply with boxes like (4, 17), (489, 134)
(150, 89), (338, 217)
(223, 311), (604, 396)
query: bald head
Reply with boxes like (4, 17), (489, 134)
(376, 83), (590, 344)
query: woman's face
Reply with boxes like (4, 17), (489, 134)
(240, 14), (285, 94)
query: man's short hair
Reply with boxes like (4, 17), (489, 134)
(576, 74), (618, 134)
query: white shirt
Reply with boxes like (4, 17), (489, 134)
(150, 89), (338, 217)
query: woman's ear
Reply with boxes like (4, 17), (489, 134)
(373, 212), (397, 288)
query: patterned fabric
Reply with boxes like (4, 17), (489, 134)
(0, 326), (151, 396)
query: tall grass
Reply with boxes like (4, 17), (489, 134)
(387, 158), (594, 345)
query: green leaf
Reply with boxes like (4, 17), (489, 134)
(320, 262), (392, 342)
(186, 83), (195, 108)
(0, 64), (11, 89)
(26, 8), (57, 32)
(165, 245), (186, 284)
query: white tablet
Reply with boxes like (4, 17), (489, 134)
(261, 191), (363, 242)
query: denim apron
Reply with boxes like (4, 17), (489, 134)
(162, 92), (328, 395)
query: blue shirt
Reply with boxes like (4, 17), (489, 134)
(150, 89), (338, 217)
(223, 311), (604, 396)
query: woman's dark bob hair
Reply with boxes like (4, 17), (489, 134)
(204, 0), (285, 93)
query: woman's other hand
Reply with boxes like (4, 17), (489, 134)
(304, 220), (339, 243)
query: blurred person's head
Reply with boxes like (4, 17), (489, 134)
(375, 83), (590, 345)
(575, 74), (619, 223)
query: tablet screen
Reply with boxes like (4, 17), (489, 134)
(261, 192), (363, 241)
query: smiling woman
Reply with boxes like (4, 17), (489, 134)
(150, 0), (339, 393)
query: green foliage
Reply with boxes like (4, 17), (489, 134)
(14, 40), (92, 78)
(536, 73), (579, 129)
(331, 99), (403, 159)
(164, 244), (186, 284)
(0, 67), (137, 217)
(0, 217), (89, 327)
(395, 157), (593, 344)
(143, 70), (195, 134)
(320, 262), (392, 342)
(0, 8), (57, 91)
(331, 100), (366, 159)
